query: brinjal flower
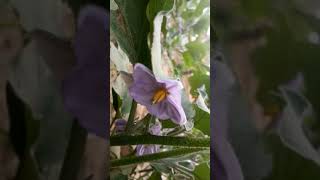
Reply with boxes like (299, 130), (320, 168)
(62, 5), (109, 138)
(129, 64), (187, 125)
(136, 122), (162, 156)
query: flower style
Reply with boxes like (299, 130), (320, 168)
(62, 5), (109, 138)
(129, 64), (187, 125)
(136, 122), (162, 156)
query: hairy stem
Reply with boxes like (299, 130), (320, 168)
(110, 135), (210, 147)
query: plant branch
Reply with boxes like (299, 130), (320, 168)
(125, 101), (137, 134)
(110, 135), (210, 147)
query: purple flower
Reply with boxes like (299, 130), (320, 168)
(62, 5), (109, 138)
(129, 63), (187, 125)
(136, 122), (162, 156)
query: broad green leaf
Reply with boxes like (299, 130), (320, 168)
(189, 70), (210, 96)
(146, 0), (174, 22)
(194, 107), (210, 136)
(193, 85), (210, 135)
(185, 40), (210, 62)
(193, 163), (210, 180)
(182, 51), (194, 67)
(149, 171), (162, 180)
(111, 0), (151, 68)
(192, 15), (210, 34)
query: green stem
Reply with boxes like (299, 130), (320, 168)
(110, 135), (210, 147)
(59, 120), (87, 180)
(125, 101), (137, 133)
(143, 116), (154, 134)
(111, 147), (207, 168)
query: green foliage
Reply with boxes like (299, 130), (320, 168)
(194, 163), (210, 180)
(185, 40), (210, 64)
(111, 0), (210, 178)
(146, 0), (174, 22)
(111, 0), (151, 68)
(148, 171), (162, 180)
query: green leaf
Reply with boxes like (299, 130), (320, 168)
(146, 0), (174, 22)
(185, 40), (209, 62)
(194, 107), (210, 136)
(111, 0), (151, 68)
(193, 163), (210, 180)
(149, 171), (162, 180)
(182, 51), (194, 67)
(192, 15), (210, 34)
(189, 70), (210, 96)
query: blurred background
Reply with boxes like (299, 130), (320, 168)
(0, 0), (108, 180)
(213, 0), (320, 179)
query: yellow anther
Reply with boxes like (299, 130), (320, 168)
(152, 88), (168, 104)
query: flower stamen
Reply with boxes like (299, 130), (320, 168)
(152, 88), (168, 104)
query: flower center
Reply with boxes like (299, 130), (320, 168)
(152, 88), (168, 104)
